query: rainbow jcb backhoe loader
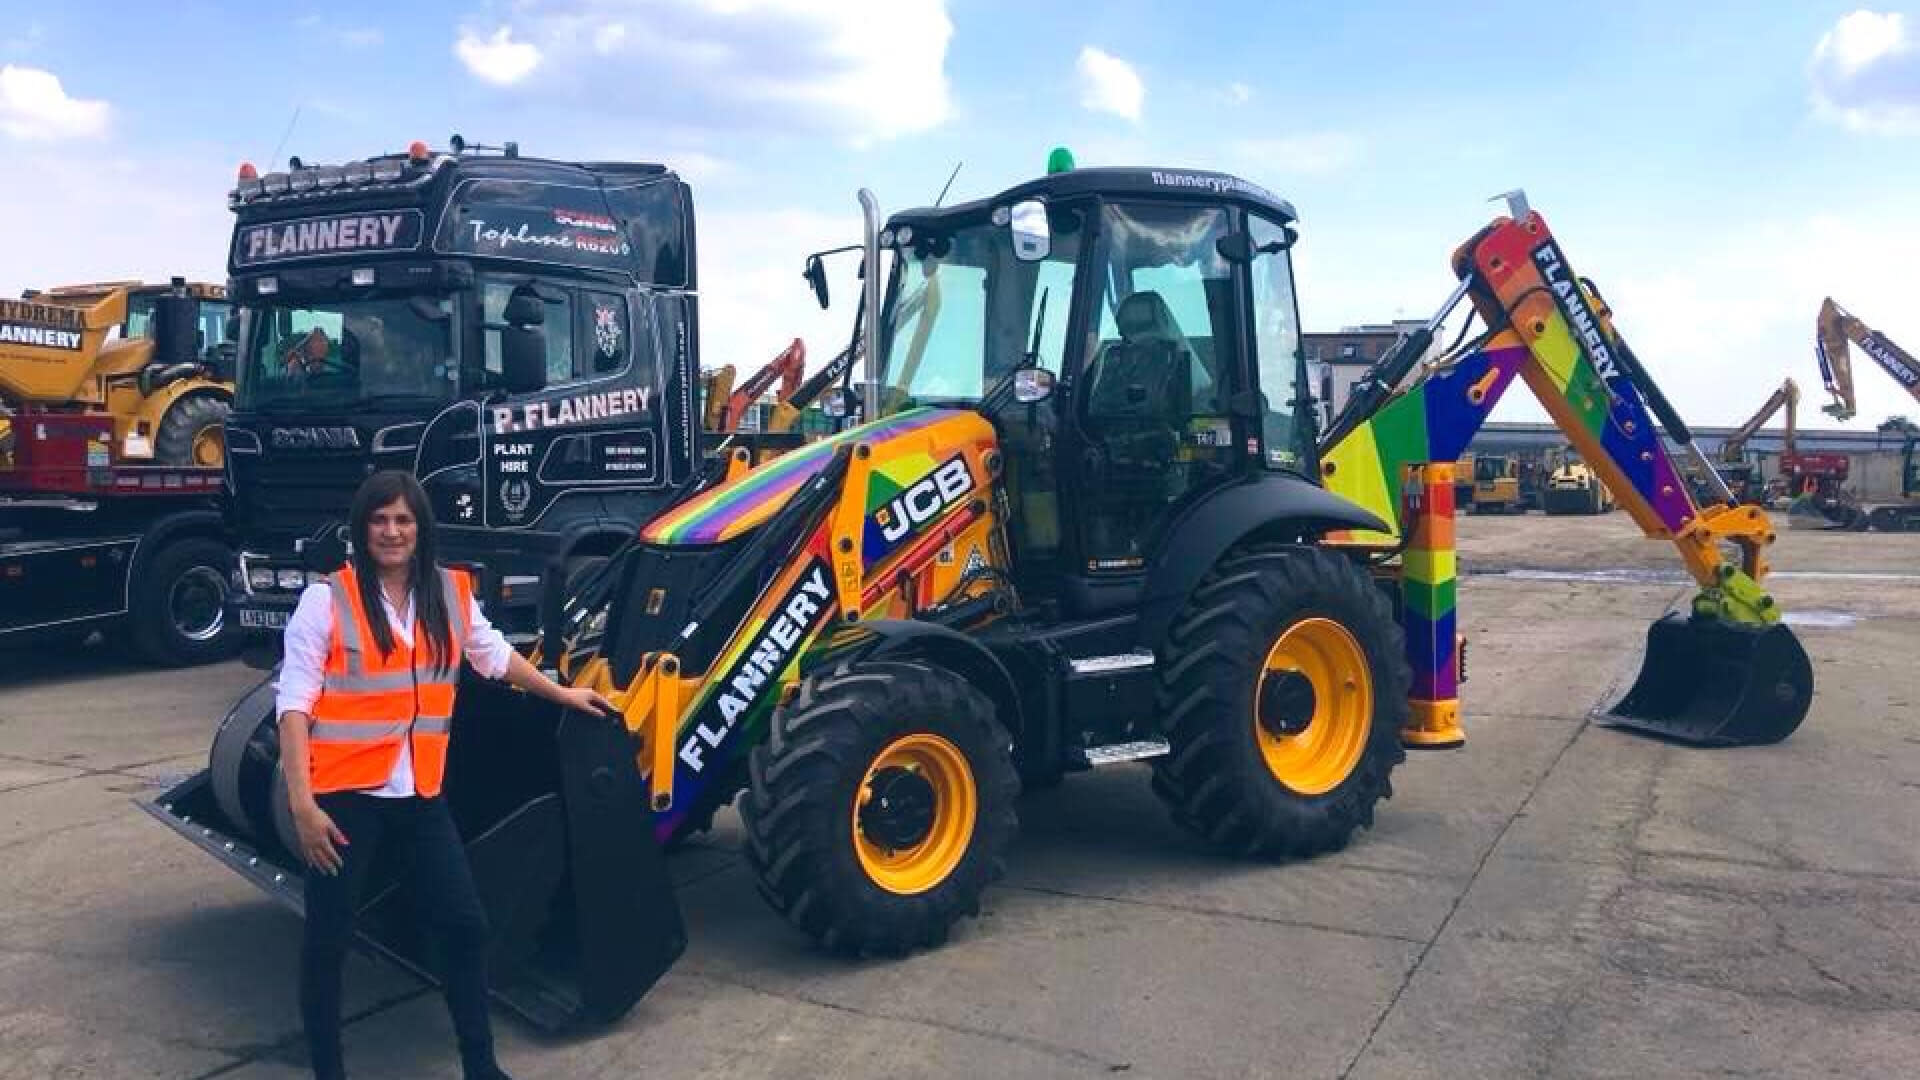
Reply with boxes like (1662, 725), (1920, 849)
(147, 168), (1814, 1031)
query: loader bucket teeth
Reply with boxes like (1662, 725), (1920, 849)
(1601, 614), (1813, 746)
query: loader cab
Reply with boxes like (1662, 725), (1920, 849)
(874, 167), (1311, 612)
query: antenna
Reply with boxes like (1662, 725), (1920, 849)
(934, 161), (963, 208)
(268, 105), (303, 171)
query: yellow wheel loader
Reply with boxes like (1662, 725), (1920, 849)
(1, 279), (234, 469)
(150, 168), (1814, 1031)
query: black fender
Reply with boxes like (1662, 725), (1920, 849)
(1137, 473), (1387, 653)
(130, 505), (230, 579)
(810, 619), (1023, 739)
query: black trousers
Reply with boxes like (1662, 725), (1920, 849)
(301, 791), (495, 1079)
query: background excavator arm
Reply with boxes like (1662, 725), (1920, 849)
(1722, 378), (1798, 463)
(718, 338), (806, 432)
(1817, 297), (1920, 421)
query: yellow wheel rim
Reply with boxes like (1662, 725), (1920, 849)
(191, 426), (225, 467)
(853, 733), (977, 896)
(1254, 618), (1372, 796)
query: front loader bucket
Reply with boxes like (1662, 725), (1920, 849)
(1600, 613), (1813, 746)
(143, 673), (684, 1031)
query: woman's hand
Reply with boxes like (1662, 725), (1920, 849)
(554, 685), (619, 719)
(293, 801), (349, 876)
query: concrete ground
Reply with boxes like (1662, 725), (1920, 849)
(1, 511), (1916, 1079)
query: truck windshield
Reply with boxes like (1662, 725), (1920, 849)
(876, 207), (1082, 414)
(238, 295), (457, 411)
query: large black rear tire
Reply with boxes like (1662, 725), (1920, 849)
(742, 659), (1018, 955)
(1151, 544), (1410, 858)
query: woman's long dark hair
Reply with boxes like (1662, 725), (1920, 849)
(348, 470), (454, 673)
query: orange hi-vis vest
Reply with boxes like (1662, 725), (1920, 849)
(309, 565), (474, 797)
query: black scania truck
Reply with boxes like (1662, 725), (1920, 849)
(222, 141), (702, 644)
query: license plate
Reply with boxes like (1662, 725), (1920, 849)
(239, 608), (289, 630)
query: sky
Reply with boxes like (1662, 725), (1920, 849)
(3, 0), (1919, 427)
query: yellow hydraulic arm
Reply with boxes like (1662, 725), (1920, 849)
(1817, 298), (1920, 421)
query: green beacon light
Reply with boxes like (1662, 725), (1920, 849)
(1046, 146), (1076, 174)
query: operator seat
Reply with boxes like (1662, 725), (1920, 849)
(1076, 291), (1200, 571)
(1088, 291), (1196, 425)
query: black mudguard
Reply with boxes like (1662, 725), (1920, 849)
(816, 619), (1025, 734)
(1136, 474), (1388, 653)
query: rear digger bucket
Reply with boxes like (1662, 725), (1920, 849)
(1601, 613), (1814, 746)
(142, 674), (685, 1031)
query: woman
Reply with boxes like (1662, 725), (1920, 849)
(278, 470), (613, 1080)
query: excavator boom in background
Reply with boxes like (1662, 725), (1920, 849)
(1807, 300), (1920, 529)
(1816, 298), (1920, 421)
(1715, 378), (1797, 504)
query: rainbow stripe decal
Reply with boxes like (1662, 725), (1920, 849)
(1470, 221), (1699, 535)
(643, 408), (951, 545)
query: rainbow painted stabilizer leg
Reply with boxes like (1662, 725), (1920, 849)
(1399, 462), (1464, 749)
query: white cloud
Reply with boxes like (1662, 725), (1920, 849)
(1077, 46), (1143, 122)
(0, 150), (229, 294)
(1597, 209), (1920, 426)
(1224, 81), (1253, 106)
(668, 150), (734, 183)
(451, 1), (954, 144)
(1809, 10), (1920, 134)
(1231, 133), (1363, 177)
(0, 65), (108, 140)
(695, 207), (864, 381)
(455, 26), (543, 86)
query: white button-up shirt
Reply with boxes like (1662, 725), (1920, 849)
(277, 579), (515, 797)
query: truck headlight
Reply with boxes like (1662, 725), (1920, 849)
(276, 568), (305, 590)
(248, 566), (276, 591)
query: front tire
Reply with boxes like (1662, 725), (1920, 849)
(154, 393), (232, 467)
(1152, 544), (1410, 858)
(742, 660), (1018, 955)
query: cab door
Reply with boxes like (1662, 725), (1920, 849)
(1066, 201), (1247, 576)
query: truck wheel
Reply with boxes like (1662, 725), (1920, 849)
(130, 536), (237, 666)
(742, 659), (1018, 955)
(154, 394), (231, 467)
(1151, 544), (1410, 858)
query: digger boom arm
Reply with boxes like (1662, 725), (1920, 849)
(1815, 298), (1920, 422)
(1322, 208), (1780, 625)
(1722, 378), (1798, 463)
(720, 338), (806, 431)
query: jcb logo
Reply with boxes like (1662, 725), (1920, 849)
(877, 456), (973, 543)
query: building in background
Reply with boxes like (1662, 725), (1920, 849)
(1303, 320), (1438, 428)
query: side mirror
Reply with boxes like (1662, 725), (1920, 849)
(1008, 199), (1050, 262)
(1013, 366), (1056, 404)
(803, 255), (831, 310)
(821, 387), (855, 419)
(502, 289), (546, 327)
(1216, 228), (1297, 263)
(1216, 232), (1256, 263)
(502, 325), (548, 394)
